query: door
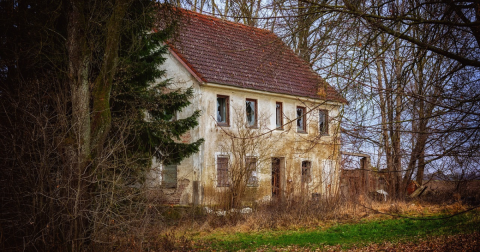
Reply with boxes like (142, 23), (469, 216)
(272, 158), (281, 197)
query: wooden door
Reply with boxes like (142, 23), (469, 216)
(272, 158), (281, 197)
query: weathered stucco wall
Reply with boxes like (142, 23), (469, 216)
(154, 52), (343, 205)
(147, 52), (204, 204)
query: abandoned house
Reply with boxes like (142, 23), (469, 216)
(149, 9), (347, 205)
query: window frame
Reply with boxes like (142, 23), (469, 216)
(275, 102), (283, 130)
(246, 157), (258, 187)
(301, 161), (312, 184)
(296, 106), (307, 133)
(319, 109), (329, 135)
(217, 156), (230, 187)
(217, 95), (230, 127)
(246, 98), (258, 128)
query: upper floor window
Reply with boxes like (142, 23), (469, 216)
(319, 110), (328, 135)
(297, 106), (306, 132)
(246, 98), (257, 127)
(276, 102), (283, 129)
(217, 95), (229, 126)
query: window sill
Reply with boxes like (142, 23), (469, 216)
(297, 130), (308, 134)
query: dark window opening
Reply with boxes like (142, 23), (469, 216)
(301, 161), (311, 183)
(319, 110), (328, 135)
(246, 99), (257, 127)
(246, 157), (258, 186)
(297, 106), (306, 132)
(163, 164), (177, 188)
(276, 102), (283, 129)
(217, 156), (229, 187)
(272, 158), (281, 197)
(217, 95), (229, 126)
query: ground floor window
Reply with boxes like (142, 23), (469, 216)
(162, 164), (177, 188)
(217, 156), (229, 187)
(301, 161), (311, 183)
(246, 157), (258, 186)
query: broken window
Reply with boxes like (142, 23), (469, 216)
(301, 161), (311, 183)
(276, 102), (283, 129)
(319, 110), (328, 135)
(246, 99), (257, 127)
(162, 164), (177, 188)
(217, 95), (229, 126)
(246, 157), (258, 186)
(297, 106), (306, 132)
(217, 156), (229, 187)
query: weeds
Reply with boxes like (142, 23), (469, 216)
(90, 192), (480, 251)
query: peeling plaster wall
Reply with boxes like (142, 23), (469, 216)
(156, 52), (343, 205)
(147, 52), (204, 205)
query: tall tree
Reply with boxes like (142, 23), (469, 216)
(0, 1), (202, 251)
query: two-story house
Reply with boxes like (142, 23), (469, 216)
(150, 9), (347, 205)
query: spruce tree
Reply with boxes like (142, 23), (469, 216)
(112, 3), (203, 183)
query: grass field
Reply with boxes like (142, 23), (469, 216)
(192, 211), (480, 251)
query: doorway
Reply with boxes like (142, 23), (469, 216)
(271, 157), (284, 198)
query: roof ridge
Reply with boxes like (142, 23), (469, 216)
(176, 8), (273, 35)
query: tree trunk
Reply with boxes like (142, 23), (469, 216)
(91, 0), (129, 156)
(67, 1), (91, 250)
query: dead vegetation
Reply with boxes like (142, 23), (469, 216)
(85, 182), (479, 251)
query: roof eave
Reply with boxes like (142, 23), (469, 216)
(167, 45), (206, 84)
(203, 81), (346, 106)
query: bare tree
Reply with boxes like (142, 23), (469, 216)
(214, 107), (281, 208)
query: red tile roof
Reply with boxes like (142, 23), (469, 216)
(166, 9), (346, 103)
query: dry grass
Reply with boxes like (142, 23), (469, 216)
(158, 194), (475, 240)
(92, 183), (480, 251)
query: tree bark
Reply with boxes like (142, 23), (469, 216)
(91, 0), (130, 156)
(67, 1), (91, 250)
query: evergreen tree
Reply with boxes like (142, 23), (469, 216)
(112, 4), (203, 184)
